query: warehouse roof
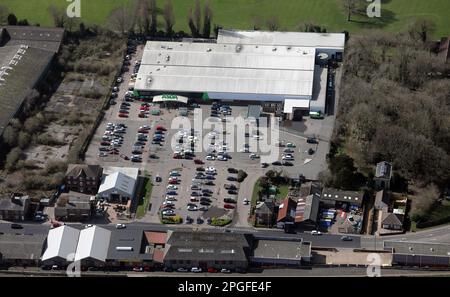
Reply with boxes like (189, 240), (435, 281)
(385, 241), (450, 257)
(0, 45), (53, 136)
(135, 41), (315, 98)
(217, 29), (345, 49)
(74, 226), (111, 262)
(107, 229), (152, 261)
(2, 26), (64, 53)
(41, 225), (80, 261)
(252, 239), (311, 260)
(0, 233), (46, 260)
(321, 188), (364, 206)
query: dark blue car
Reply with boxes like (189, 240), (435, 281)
(166, 191), (177, 195)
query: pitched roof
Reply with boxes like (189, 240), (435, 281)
(98, 171), (136, 197)
(144, 231), (167, 245)
(41, 225), (80, 261)
(375, 161), (392, 179)
(255, 201), (273, 215)
(2, 26), (64, 53)
(374, 190), (390, 210)
(74, 226), (111, 262)
(381, 212), (403, 227)
(295, 194), (319, 223)
(66, 164), (103, 179)
(0, 45), (53, 136)
(277, 198), (297, 222)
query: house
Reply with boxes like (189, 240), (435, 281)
(163, 230), (251, 270)
(0, 194), (30, 221)
(375, 190), (405, 234)
(0, 233), (46, 267)
(374, 161), (392, 190)
(385, 241), (450, 267)
(54, 193), (94, 221)
(250, 238), (311, 267)
(66, 164), (103, 194)
(98, 167), (140, 203)
(277, 198), (297, 223)
(254, 200), (275, 226)
(295, 194), (320, 227)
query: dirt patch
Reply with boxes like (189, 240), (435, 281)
(204, 206), (228, 218)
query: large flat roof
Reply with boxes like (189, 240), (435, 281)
(252, 239), (311, 260)
(0, 233), (46, 260)
(135, 41), (315, 98)
(217, 29), (345, 49)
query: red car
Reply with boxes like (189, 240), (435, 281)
(118, 113), (128, 118)
(120, 154), (129, 160)
(138, 129), (148, 133)
(140, 106), (149, 111)
(224, 204), (235, 209)
(194, 159), (204, 165)
(168, 180), (178, 185)
(173, 153), (182, 159)
(156, 125), (167, 131)
(100, 141), (111, 146)
(207, 267), (218, 273)
(138, 113), (147, 118)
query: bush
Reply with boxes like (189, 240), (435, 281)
(45, 161), (67, 175)
(18, 132), (31, 149)
(5, 148), (22, 172)
(36, 134), (64, 146)
(162, 215), (182, 224)
(237, 170), (248, 183)
(211, 217), (232, 226)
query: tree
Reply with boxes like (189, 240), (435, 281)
(18, 132), (31, 149)
(136, 0), (150, 35)
(17, 19), (29, 26)
(266, 16), (279, 31)
(163, 0), (175, 37)
(340, 0), (359, 22)
(408, 18), (436, 43)
(149, 0), (158, 37)
(202, 0), (212, 38)
(188, 9), (199, 37)
(108, 4), (135, 34)
(7, 13), (18, 25)
(48, 4), (68, 28)
(0, 5), (8, 25)
(194, 0), (202, 35)
(5, 148), (22, 172)
(2, 126), (18, 147)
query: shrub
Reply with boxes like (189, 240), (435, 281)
(237, 170), (248, 183)
(211, 217), (232, 226)
(5, 148), (22, 172)
(45, 161), (67, 175)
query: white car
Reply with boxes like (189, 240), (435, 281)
(117, 77), (123, 83)
(282, 155), (294, 161)
(165, 196), (177, 201)
(187, 205), (198, 211)
(84, 224), (94, 229)
(191, 267), (202, 273)
(167, 185), (178, 190)
(311, 230), (322, 236)
(217, 155), (227, 161)
(140, 125), (151, 130)
(162, 209), (175, 215)
(163, 201), (175, 206)
(206, 166), (216, 172)
(249, 153), (260, 159)
(205, 155), (215, 161)
(253, 135), (263, 140)
(116, 224), (126, 229)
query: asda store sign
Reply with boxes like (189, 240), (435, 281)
(162, 94), (180, 101)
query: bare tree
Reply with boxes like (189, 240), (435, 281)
(149, 0), (158, 37)
(0, 5), (8, 25)
(136, 0), (149, 34)
(202, 0), (213, 38)
(340, 0), (359, 22)
(408, 18), (436, 43)
(163, 0), (175, 37)
(188, 8), (199, 37)
(194, 0), (202, 34)
(48, 4), (68, 28)
(108, 4), (136, 34)
(266, 15), (279, 31)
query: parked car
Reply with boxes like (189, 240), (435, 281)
(311, 230), (322, 235)
(307, 137), (318, 144)
(116, 224), (126, 229)
(177, 268), (188, 272)
(341, 236), (353, 241)
(227, 176), (237, 181)
(272, 161), (282, 166)
(224, 198), (237, 204)
(11, 223), (23, 229)
(194, 159), (204, 164)
(227, 168), (238, 174)
(224, 204), (235, 209)
(220, 268), (231, 273)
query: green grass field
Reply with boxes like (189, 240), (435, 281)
(2, 0), (450, 37)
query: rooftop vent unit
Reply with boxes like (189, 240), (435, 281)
(235, 45), (242, 52)
(287, 46), (292, 50)
(272, 47), (277, 51)
(206, 48), (212, 52)
(116, 247), (133, 251)
(166, 55), (170, 62)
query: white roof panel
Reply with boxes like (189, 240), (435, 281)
(74, 226), (111, 262)
(217, 29), (345, 49)
(98, 171), (136, 197)
(41, 225), (80, 261)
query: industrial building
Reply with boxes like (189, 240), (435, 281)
(134, 29), (345, 118)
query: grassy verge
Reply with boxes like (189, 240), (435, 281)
(136, 176), (153, 219)
(276, 184), (290, 201)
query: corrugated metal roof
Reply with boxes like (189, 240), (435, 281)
(98, 171), (136, 197)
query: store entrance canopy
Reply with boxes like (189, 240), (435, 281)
(153, 94), (188, 104)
